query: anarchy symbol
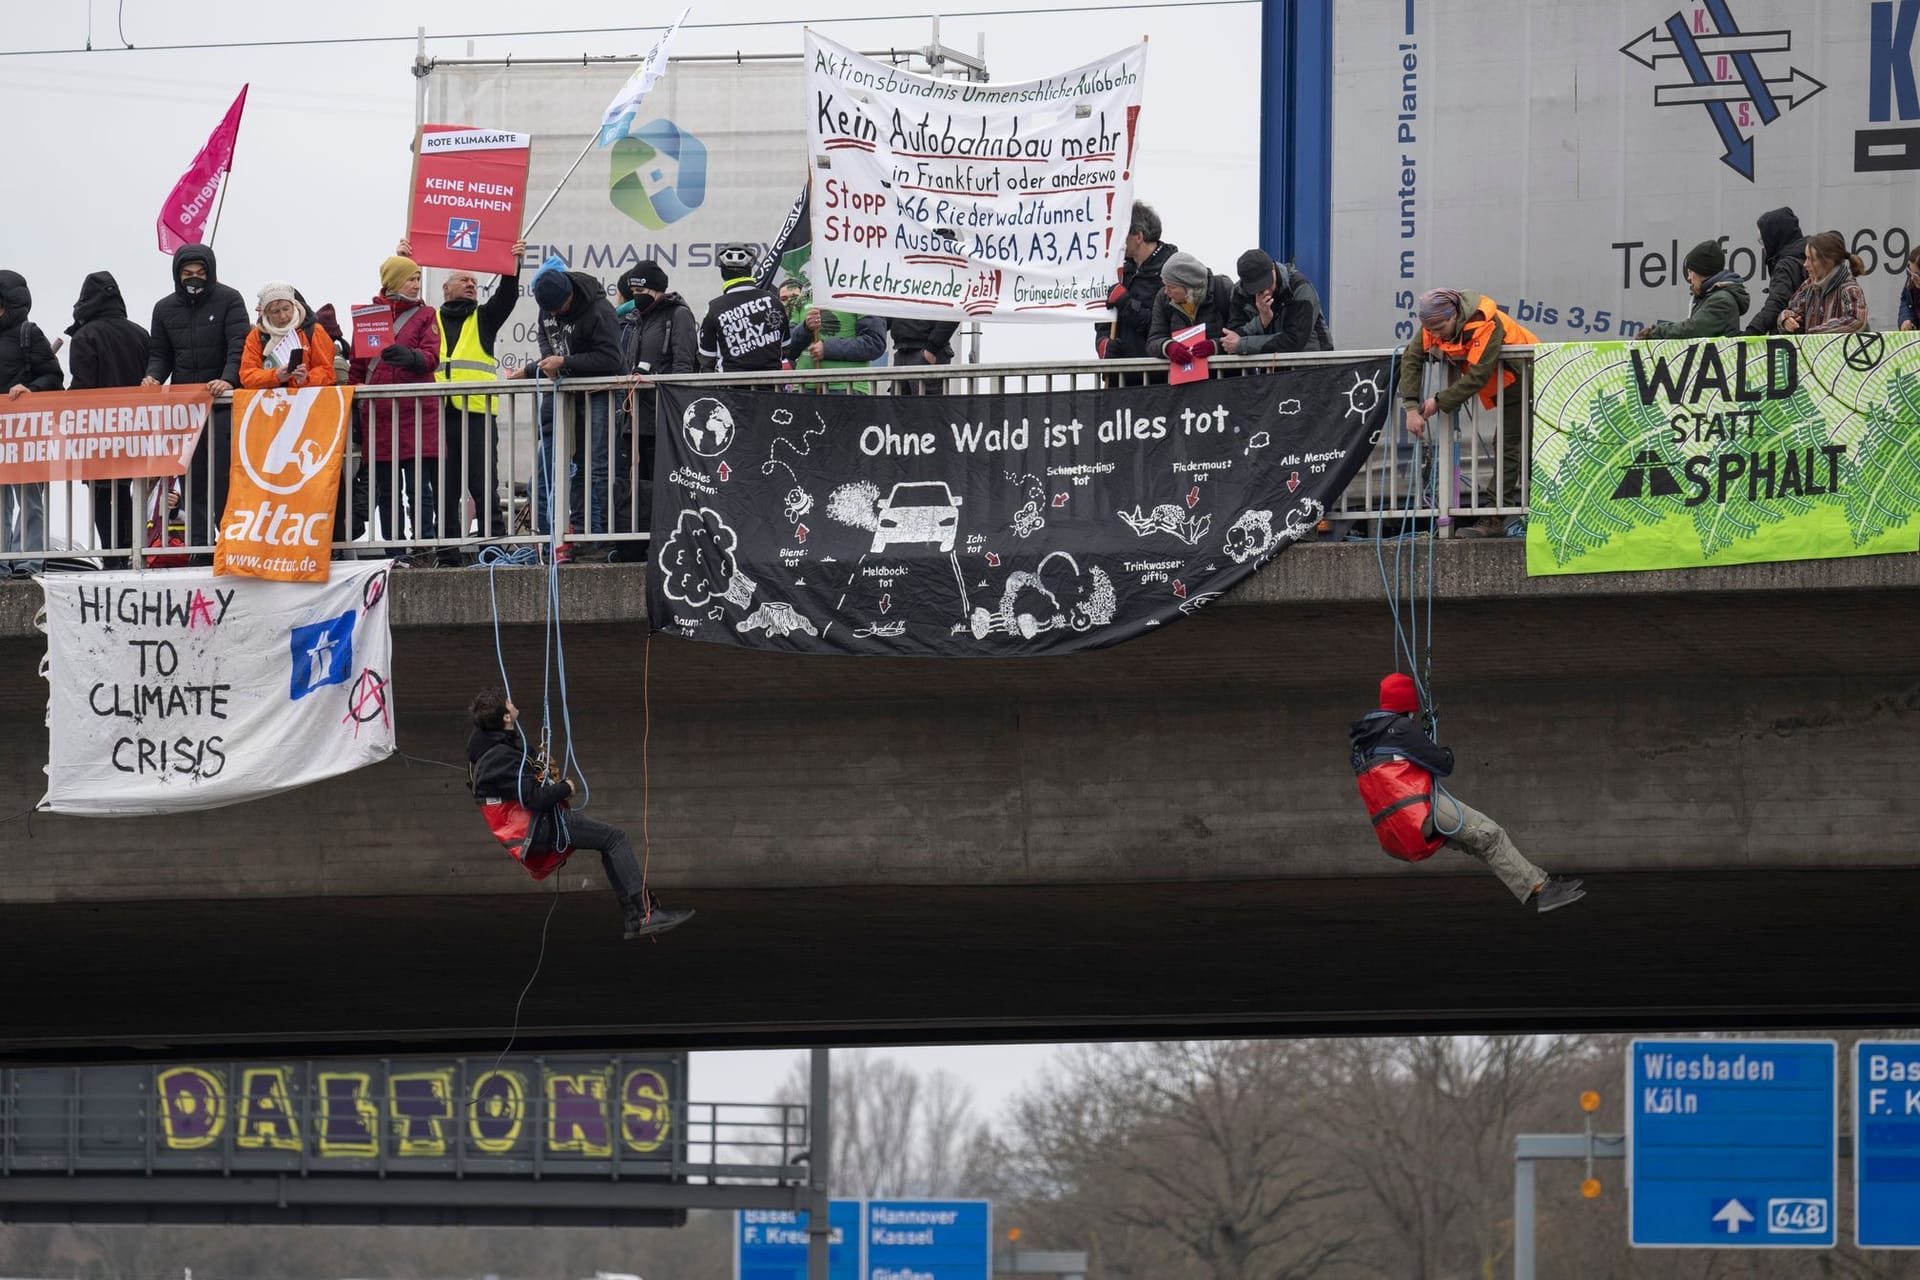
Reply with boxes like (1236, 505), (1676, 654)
(1844, 331), (1887, 372)
(342, 668), (391, 735)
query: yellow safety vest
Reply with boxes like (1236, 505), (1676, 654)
(437, 308), (498, 414)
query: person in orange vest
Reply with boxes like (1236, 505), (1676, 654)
(1350, 674), (1585, 913)
(466, 689), (692, 940)
(1396, 289), (1537, 538)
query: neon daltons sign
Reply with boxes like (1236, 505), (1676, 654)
(151, 1057), (678, 1159)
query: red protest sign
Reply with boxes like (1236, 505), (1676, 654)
(406, 125), (531, 276)
(350, 305), (393, 361)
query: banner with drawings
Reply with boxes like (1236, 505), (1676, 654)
(648, 364), (1389, 656)
(39, 560), (395, 815)
(805, 30), (1145, 323)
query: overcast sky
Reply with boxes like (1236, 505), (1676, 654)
(1, 0), (1259, 1115)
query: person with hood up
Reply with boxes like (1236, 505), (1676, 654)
(0, 272), (62, 576)
(1781, 230), (1870, 335)
(466, 688), (692, 941)
(1640, 240), (1750, 340)
(67, 272), (149, 568)
(697, 245), (787, 373)
(141, 244), (249, 557)
(1146, 252), (1235, 365)
(1097, 201), (1175, 386)
(1351, 673), (1586, 914)
(350, 254), (443, 553)
(1221, 249), (1333, 355)
(239, 282), (337, 390)
(1744, 207), (1809, 336)
(614, 261), (697, 556)
(511, 261), (623, 559)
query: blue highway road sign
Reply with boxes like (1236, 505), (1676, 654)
(865, 1199), (991, 1280)
(737, 1200), (861, 1280)
(1629, 1038), (1836, 1248)
(1856, 1040), (1920, 1248)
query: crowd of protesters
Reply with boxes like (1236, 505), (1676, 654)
(0, 200), (1911, 570)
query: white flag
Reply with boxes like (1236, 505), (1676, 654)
(597, 6), (692, 147)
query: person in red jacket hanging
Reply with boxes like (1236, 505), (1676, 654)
(466, 689), (692, 940)
(1349, 673), (1585, 913)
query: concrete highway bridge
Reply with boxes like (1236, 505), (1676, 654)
(3, 543), (1918, 1063)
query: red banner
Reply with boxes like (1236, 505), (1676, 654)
(406, 125), (531, 276)
(0, 386), (211, 482)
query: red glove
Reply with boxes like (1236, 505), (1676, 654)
(1097, 337), (1111, 358)
(1165, 339), (1193, 365)
(1187, 338), (1217, 360)
(1105, 282), (1128, 309)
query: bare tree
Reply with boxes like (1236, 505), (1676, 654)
(779, 1050), (994, 1199)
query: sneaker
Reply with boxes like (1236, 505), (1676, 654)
(1454, 516), (1505, 540)
(1535, 876), (1586, 914)
(1504, 516), (1528, 539)
(552, 541), (575, 566)
(624, 902), (694, 940)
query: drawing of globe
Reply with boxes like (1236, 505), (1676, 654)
(681, 397), (737, 457)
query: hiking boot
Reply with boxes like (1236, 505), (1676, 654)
(623, 898), (694, 940)
(1454, 516), (1505, 540)
(1535, 876), (1586, 914)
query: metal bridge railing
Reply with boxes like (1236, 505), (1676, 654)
(5, 348), (1538, 570)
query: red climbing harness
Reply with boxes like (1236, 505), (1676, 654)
(1356, 755), (1448, 862)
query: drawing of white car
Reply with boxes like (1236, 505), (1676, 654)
(869, 481), (964, 554)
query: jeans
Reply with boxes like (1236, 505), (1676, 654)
(1429, 792), (1547, 905)
(535, 391), (612, 537)
(544, 812), (645, 907)
(87, 479), (133, 569)
(440, 405), (507, 542)
(2, 483), (45, 573)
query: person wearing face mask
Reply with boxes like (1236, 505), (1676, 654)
(238, 282), (337, 390)
(613, 261), (696, 557)
(394, 237), (523, 561)
(67, 271), (150, 569)
(140, 244), (250, 559)
(1779, 230), (1870, 335)
(349, 254), (443, 556)
(1145, 251), (1234, 365)
(0, 271), (62, 577)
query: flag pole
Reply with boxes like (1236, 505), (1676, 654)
(206, 86), (247, 248)
(521, 133), (598, 238)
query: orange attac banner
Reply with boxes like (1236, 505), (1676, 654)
(406, 125), (531, 276)
(0, 386), (210, 482)
(214, 386), (353, 583)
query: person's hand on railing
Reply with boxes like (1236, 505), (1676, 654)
(207, 379), (233, 396)
(1780, 310), (1802, 334)
(1404, 404), (1429, 439)
(140, 374), (160, 387)
(1219, 330), (1242, 355)
(6, 384), (28, 400)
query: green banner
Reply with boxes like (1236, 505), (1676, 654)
(1526, 334), (1920, 575)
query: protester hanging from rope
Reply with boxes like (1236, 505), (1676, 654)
(1397, 288), (1537, 539)
(1350, 674), (1585, 914)
(466, 689), (692, 940)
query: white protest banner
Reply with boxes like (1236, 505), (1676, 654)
(805, 30), (1146, 323)
(40, 560), (396, 816)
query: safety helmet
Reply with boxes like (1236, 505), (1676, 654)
(716, 244), (756, 275)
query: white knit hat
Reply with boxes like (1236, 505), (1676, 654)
(257, 281), (298, 309)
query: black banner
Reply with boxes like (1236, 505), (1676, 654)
(649, 361), (1389, 655)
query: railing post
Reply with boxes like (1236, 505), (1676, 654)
(1513, 1154), (1535, 1280)
(1434, 411), (1457, 538)
(807, 1047), (831, 1280)
(551, 384), (573, 547)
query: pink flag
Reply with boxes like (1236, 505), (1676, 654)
(156, 85), (248, 254)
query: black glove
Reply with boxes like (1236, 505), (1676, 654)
(378, 344), (422, 370)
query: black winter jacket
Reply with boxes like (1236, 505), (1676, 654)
(889, 318), (959, 361)
(1746, 208), (1808, 337)
(0, 272), (63, 394)
(1348, 710), (1455, 777)
(438, 260), (521, 358)
(1227, 265), (1334, 354)
(698, 280), (788, 372)
(66, 271), (150, 390)
(467, 727), (572, 849)
(533, 271), (623, 377)
(146, 244), (249, 385)
(620, 292), (699, 379)
(1146, 273), (1236, 358)
(1097, 240), (1176, 359)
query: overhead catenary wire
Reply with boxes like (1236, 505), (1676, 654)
(3, 1), (1252, 58)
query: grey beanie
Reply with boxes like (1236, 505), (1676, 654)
(1161, 252), (1209, 290)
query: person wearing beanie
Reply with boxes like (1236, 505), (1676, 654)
(1097, 200), (1175, 386)
(141, 243), (250, 560)
(350, 252), (443, 557)
(510, 262), (623, 559)
(1640, 239), (1750, 340)
(1146, 250), (1235, 366)
(0, 271), (61, 577)
(1221, 248), (1333, 356)
(697, 244), (786, 373)
(391, 235), (526, 563)
(1396, 286), (1539, 539)
(67, 270), (150, 568)
(1351, 673), (1585, 914)
(239, 281), (337, 390)
(1745, 207), (1808, 336)
(615, 260), (697, 556)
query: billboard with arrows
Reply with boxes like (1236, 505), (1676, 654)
(1329, 1), (1919, 347)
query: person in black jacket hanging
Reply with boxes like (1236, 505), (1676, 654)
(510, 265), (623, 561)
(0, 272), (62, 577)
(1220, 250), (1334, 355)
(397, 237), (524, 563)
(466, 689), (692, 940)
(67, 272), (151, 569)
(613, 261), (697, 558)
(1350, 673), (1585, 913)
(140, 244), (249, 559)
